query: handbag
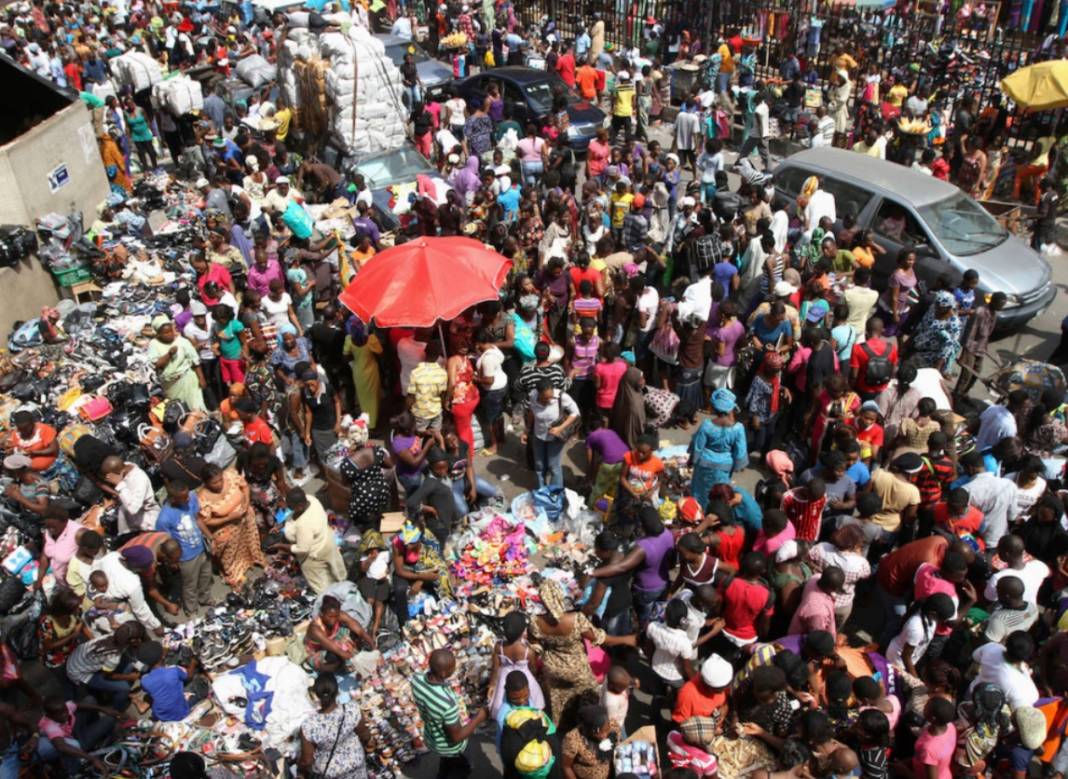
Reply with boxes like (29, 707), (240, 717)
(78, 396), (114, 422)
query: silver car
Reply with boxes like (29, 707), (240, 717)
(375, 34), (453, 100)
(772, 148), (1055, 332)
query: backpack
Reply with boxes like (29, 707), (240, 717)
(861, 341), (892, 386)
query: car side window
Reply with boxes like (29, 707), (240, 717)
(773, 166), (810, 198)
(504, 82), (525, 106)
(874, 197), (930, 247)
(819, 177), (872, 223)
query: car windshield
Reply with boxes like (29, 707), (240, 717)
(352, 147), (432, 188)
(384, 42), (429, 67)
(525, 78), (578, 113)
(917, 193), (1009, 256)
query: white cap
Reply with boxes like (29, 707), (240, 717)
(447, 153), (460, 164)
(666, 153), (680, 165)
(190, 300), (208, 316)
(618, 70), (631, 80)
(276, 176), (290, 185)
(195, 177), (209, 188)
(680, 196), (696, 208)
(773, 280), (798, 297)
(775, 539), (799, 562)
(700, 654), (733, 688)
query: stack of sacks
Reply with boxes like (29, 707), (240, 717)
(152, 75), (204, 116)
(235, 53), (278, 89)
(277, 22), (407, 156)
(110, 51), (163, 92)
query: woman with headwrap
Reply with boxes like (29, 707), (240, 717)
(449, 154), (482, 204)
(243, 154), (268, 203)
(560, 705), (616, 779)
(342, 317), (383, 430)
(910, 291), (963, 376)
(98, 130), (132, 194)
(271, 324), (313, 388)
(390, 521), (452, 625)
(689, 388), (748, 509)
(529, 580), (635, 730)
(489, 612), (546, 719)
(609, 364), (646, 449)
(147, 316), (207, 412)
(746, 352), (788, 459)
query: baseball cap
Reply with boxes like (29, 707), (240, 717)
(190, 300), (208, 316)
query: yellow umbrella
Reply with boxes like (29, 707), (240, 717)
(1000, 59), (1068, 111)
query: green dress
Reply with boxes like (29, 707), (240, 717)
(147, 336), (205, 412)
(343, 334), (382, 429)
(127, 111), (153, 143)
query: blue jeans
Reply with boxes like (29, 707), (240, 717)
(37, 703), (115, 772)
(87, 668), (131, 713)
(287, 430), (309, 470)
(0, 742), (20, 779)
(717, 72), (731, 93)
(634, 585), (666, 627)
(531, 437), (565, 488)
(521, 160), (544, 188)
(451, 477), (501, 515)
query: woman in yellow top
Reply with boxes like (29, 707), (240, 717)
(342, 318), (382, 429)
(849, 229), (885, 270)
(340, 234), (376, 286)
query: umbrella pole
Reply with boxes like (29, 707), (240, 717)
(438, 321), (447, 357)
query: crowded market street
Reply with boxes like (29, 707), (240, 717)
(1, 1), (1068, 778)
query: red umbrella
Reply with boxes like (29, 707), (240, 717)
(338, 236), (511, 328)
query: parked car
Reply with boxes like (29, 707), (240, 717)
(375, 34), (453, 103)
(332, 143), (450, 231)
(456, 66), (608, 151)
(772, 147), (1055, 332)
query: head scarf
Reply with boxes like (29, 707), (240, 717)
(276, 322), (298, 347)
(711, 387), (736, 414)
(538, 579), (567, 621)
(347, 315), (369, 347)
(152, 314), (172, 333)
(400, 522), (422, 546)
(121, 545), (154, 569)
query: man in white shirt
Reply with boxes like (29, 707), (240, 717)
(390, 13), (414, 39)
(262, 176), (303, 215)
(475, 330), (508, 454)
(843, 267), (880, 338)
(100, 457), (160, 537)
(674, 100), (701, 173)
(804, 180), (837, 231)
(737, 92), (771, 170)
(811, 107), (836, 148)
(976, 390), (1028, 452)
(984, 534), (1050, 603)
(970, 632), (1039, 709)
(92, 547), (164, 633)
(959, 451), (1018, 548)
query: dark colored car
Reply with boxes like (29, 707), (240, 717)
(455, 66), (607, 151)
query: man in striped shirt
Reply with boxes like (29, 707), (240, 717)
(410, 649), (488, 778)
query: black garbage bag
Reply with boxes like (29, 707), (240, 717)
(0, 576), (26, 616)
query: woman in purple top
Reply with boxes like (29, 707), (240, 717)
(588, 507), (675, 625)
(389, 411), (441, 495)
(705, 300), (745, 393)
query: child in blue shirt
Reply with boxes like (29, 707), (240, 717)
(953, 269), (980, 319)
(137, 641), (203, 722)
(156, 479), (212, 616)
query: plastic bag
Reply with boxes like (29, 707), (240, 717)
(532, 486), (566, 522)
(282, 200), (313, 240)
(6, 617), (38, 660)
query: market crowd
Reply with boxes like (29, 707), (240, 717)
(0, 0), (1066, 777)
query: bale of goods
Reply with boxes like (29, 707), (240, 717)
(110, 51), (163, 92)
(277, 19), (408, 156)
(151, 75), (204, 116)
(235, 53), (278, 89)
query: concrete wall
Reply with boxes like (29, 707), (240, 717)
(0, 101), (109, 227)
(0, 257), (60, 343)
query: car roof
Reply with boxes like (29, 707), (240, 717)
(778, 147), (959, 208)
(374, 34), (410, 47)
(472, 66), (558, 84)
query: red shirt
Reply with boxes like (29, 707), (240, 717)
(713, 526), (745, 571)
(721, 577), (773, 641)
(877, 536), (948, 597)
(197, 263), (233, 305)
(781, 488), (827, 543)
(849, 337), (898, 394)
(556, 52), (576, 87)
(933, 503), (985, 547)
(569, 266), (602, 299)
(243, 416), (275, 446)
(672, 678), (726, 723)
(64, 62), (83, 92)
